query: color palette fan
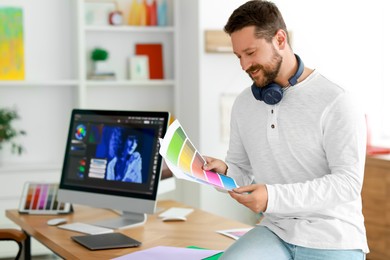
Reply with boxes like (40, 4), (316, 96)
(159, 120), (238, 191)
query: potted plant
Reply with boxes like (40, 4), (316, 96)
(89, 48), (116, 80)
(0, 107), (26, 155)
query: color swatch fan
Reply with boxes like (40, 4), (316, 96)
(159, 120), (238, 191)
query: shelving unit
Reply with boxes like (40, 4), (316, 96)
(0, 80), (79, 87)
(0, 0), (177, 168)
(0, 1), (179, 256)
(76, 0), (176, 111)
(85, 25), (175, 33)
(85, 79), (175, 86)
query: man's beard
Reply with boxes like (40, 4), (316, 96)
(246, 49), (283, 88)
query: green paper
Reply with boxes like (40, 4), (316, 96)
(186, 246), (223, 260)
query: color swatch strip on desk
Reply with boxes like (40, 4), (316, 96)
(20, 182), (71, 213)
(160, 120), (238, 191)
(23, 183), (64, 210)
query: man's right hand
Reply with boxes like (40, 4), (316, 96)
(202, 156), (228, 175)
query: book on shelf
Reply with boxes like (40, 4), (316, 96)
(135, 43), (164, 79)
(88, 72), (116, 80)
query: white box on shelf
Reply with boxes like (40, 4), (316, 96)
(84, 2), (116, 26)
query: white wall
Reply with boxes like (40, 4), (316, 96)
(0, 0), (76, 165)
(197, 0), (255, 224)
(277, 0), (385, 145)
(195, 0), (389, 224)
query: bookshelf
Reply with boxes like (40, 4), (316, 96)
(0, 0), (180, 256)
(0, 0), (177, 168)
(77, 0), (176, 111)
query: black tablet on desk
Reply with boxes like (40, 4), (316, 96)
(71, 232), (141, 250)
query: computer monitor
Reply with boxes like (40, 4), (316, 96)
(58, 109), (170, 229)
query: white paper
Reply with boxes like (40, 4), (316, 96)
(158, 207), (194, 218)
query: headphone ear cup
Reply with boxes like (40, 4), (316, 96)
(262, 83), (283, 105)
(250, 54), (303, 105)
(251, 83), (262, 100)
(251, 83), (283, 105)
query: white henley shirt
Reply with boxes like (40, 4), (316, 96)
(226, 70), (369, 253)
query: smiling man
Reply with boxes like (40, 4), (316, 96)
(203, 1), (369, 259)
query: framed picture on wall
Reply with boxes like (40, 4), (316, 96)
(0, 7), (25, 80)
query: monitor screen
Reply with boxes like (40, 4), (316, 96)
(58, 109), (169, 229)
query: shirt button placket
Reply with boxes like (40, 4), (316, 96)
(267, 105), (279, 144)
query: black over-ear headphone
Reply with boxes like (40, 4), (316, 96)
(251, 54), (304, 105)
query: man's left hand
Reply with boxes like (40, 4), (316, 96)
(228, 184), (268, 213)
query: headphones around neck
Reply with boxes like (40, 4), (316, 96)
(251, 54), (304, 105)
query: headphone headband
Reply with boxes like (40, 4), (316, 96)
(288, 54), (304, 86)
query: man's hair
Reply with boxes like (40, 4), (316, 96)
(224, 0), (288, 43)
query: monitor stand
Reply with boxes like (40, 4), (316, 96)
(93, 211), (147, 230)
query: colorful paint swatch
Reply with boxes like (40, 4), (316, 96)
(219, 174), (239, 190)
(166, 126), (186, 165)
(192, 152), (207, 181)
(160, 120), (239, 191)
(205, 171), (223, 188)
(19, 183), (72, 214)
(178, 140), (195, 173)
(0, 7), (24, 80)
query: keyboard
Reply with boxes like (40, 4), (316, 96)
(58, 222), (113, 235)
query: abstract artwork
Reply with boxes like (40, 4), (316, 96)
(0, 7), (25, 80)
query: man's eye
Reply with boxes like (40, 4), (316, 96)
(247, 52), (254, 56)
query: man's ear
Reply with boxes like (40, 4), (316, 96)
(274, 29), (288, 50)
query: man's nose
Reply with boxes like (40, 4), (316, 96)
(241, 58), (251, 72)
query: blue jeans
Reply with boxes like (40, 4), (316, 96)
(220, 226), (365, 260)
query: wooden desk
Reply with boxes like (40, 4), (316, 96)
(6, 200), (250, 259)
(362, 155), (390, 260)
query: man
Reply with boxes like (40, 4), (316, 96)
(203, 1), (368, 259)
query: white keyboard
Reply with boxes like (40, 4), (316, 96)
(57, 222), (113, 235)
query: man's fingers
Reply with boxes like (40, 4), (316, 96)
(203, 156), (212, 163)
(203, 162), (213, 171)
(233, 184), (256, 194)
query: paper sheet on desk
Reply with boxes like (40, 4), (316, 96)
(159, 120), (238, 191)
(111, 246), (222, 260)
